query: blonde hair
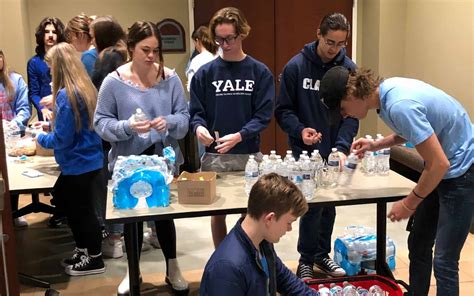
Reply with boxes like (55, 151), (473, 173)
(209, 7), (251, 41)
(0, 50), (14, 102)
(45, 42), (97, 131)
(65, 13), (92, 43)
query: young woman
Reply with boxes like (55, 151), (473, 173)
(1, 49), (31, 227)
(37, 42), (106, 276)
(94, 21), (189, 295)
(65, 13), (97, 77)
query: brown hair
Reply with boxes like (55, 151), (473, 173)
(45, 43), (98, 131)
(65, 13), (93, 43)
(247, 173), (308, 220)
(209, 7), (251, 42)
(0, 50), (14, 102)
(192, 26), (218, 54)
(346, 68), (383, 99)
(35, 17), (66, 55)
(319, 12), (351, 37)
(91, 15), (126, 53)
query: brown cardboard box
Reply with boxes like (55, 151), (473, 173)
(36, 141), (54, 156)
(177, 171), (217, 205)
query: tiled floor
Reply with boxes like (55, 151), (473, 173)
(15, 195), (474, 295)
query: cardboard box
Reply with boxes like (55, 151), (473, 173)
(177, 171), (217, 205)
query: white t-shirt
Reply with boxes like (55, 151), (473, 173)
(186, 50), (217, 91)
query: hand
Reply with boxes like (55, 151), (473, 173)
(337, 152), (347, 171)
(351, 137), (376, 158)
(215, 132), (242, 154)
(150, 116), (167, 133)
(41, 108), (54, 121)
(40, 95), (54, 109)
(301, 128), (322, 145)
(387, 198), (415, 222)
(196, 126), (214, 146)
(32, 121), (51, 132)
(129, 115), (151, 134)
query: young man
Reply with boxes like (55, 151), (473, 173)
(189, 7), (274, 248)
(319, 66), (473, 296)
(200, 173), (318, 296)
(27, 17), (65, 122)
(275, 12), (358, 279)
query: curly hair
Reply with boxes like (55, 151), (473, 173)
(35, 17), (66, 55)
(346, 68), (383, 99)
(209, 7), (251, 42)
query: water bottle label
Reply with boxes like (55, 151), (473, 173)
(345, 162), (357, 170)
(245, 171), (258, 178)
(294, 175), (303, 184)
(302, 173), (311, 180)
(328, 160), (339, 167)
(383, 149), (391, 155)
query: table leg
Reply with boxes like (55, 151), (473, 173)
(376, 202), (394, 279)
(125, 222), (141, 295)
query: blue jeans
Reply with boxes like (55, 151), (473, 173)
(408, 165), (474, 296)
(297, 205), (336, 264)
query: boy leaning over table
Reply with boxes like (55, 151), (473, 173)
(200, 173), (318, 296)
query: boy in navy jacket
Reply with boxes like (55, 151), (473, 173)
(275, 13), (358, 279)
(200, 173), (317, 296)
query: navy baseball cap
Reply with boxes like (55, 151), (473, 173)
(320, 66), (350, 125)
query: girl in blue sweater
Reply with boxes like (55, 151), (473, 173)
(37, 42), (106, 276)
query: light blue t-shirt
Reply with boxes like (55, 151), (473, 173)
(379, 77), (474, 179)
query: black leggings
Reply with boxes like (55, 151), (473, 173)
(54, 168), (106, 255)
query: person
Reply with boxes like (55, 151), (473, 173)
(36, 42), (106, 276)
(274, 12), (357, 279)
(189, 7), (274, 248)
(65, 13), (97, 77)
(319, 66), (474, 296)
(89, 15), (129, 259)
(27, 17), (65, 122)
(185, 25), (218, 92)
(0, 49), (31, 227)
(201, 173), (318, 296)
(94, 21), (189, 295)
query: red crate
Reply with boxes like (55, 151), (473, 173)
(306, 274), (407, 295)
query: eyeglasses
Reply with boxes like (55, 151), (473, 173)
(322, 37), (347, 49)
(214, 35), (238, 46)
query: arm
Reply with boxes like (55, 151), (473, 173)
(238, 67), (274, 140)
(37, 91), (76, 149)
(93, 76), (134, 142)
(202, 261), (247, 296)
(12, 75), (31, 129)
(334, 117), (359, 155)
(27, 59), (43, 110)
(275, 64), (305, 139)
(275, 256), (318, 296)
(163, 75), (190, 140)
(81, 51), (97, 77)
(189, 70), (209, 132)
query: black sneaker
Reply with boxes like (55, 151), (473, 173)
(61, 248), (87, 267)
(296, 262), (314, 280)
(48, 213), (67, 228)
(314, 257), (346, 277)
(65, 255), (106, 276)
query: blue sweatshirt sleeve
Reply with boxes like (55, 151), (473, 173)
(27, 58), (45, 110)
(164, 75), (190, 140)
(189, 70), (208, 133)
(334, 117), (359, 154)
(275, 63), (306, 139)
(93, 75), (134, 142)
(81, 51), (96, 78)
(201, 261), (247, 296)
(275, 256), (318, 296)
(239, 66), (274, 140)
(37, 90), (76, 150)
(12, 74), (31, 129)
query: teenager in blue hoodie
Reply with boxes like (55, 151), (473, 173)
(189, 7), (274, 248)
(275, 13), (358, 279)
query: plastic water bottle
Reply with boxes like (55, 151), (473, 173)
(357, 286), (370, 296)
(379, 145), (391, 176)
(318, 285), (332, 296)
(134, 108), (149, 139)
(301, 159), (315, 201)
(284, 150), (293, 162)
(339, 152), (358, 186)
(276, 159), (289, 179)
(327, 148), (341, 187)
(342, 284), (358, 296)
(244, 155), (259, 195)
(368, 285), (384, 296)
(330, 283), (343, 296)
(269, 150), (278, 163)
(362, 135), (375, 175)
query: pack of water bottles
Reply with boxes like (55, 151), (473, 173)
(361, 134), (391, 176)
(311, 281), (387, 295)
(112, 151), (175, 210)
(333, 226), (396, 276)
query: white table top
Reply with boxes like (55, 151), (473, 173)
(6, 156), (59, 194)
(106, 170), (416, 223)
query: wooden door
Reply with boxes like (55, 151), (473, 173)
(194, 0), (353, 156)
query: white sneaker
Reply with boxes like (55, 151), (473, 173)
(117, 267), (143, 295)
(14, 216), (28, 227)
(165, 258), (189, 293)
(101, 236), (123, 259)
(143, 230), (161, 249)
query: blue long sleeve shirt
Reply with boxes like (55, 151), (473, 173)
(275, 41), (359, 158)
(189, 55), (274, 154)
(0, 72), (31, 129)
(37, 88), (103, 175)
(27, 54), (52, 120)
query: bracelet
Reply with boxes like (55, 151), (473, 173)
(412, 189), (426, 200)
(401, 199), (416, 212)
